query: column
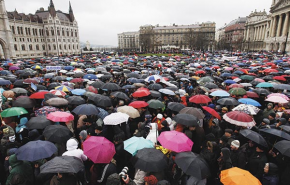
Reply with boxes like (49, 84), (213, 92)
(254, 27), (256, 40)
(272, 16), (277, 37)
(246, 27), (250, 40)
(259, 26), (262, 40)
(277, 14), (283, 37)
(283, 12), (289, 36)
(269, 17), (274, 37)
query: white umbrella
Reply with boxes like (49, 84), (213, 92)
(265, 96), (289, 104)
(117, 106), (140, 118)
(233, 104), (260, 115)
(103, 112), (129, 125)
(159, 88), (175, 96)
(240, 83), (252, 87)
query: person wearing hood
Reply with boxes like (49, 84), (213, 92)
(273, 118), (288, 129)
(134, 122), (148, 138)
(79, 130), (88, 150)
(146, 123), (159, 145)
(258, 118), (271, 129)
(62, 138), (87, 162)
(159, 120), (170, 134)
(263, 163), (279, 185)
(211, 118), (223, 141)
(263, 103), (275, 119)
(217, 148), (232, 172)
(152, 114), (165, 131)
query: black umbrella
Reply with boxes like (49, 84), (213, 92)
(89, 94), (112, 107)
(52, 76), (66, 81)
(73, 72), (85, 78)
(67, 96), (86, 105)
(273, 140), (290, 157)
(217, 97), (239, 106)
(90, 80), (104, 88)
(165, 86), (178, 91)
(253, 88), (270, 96)
(46, 98), (69, 107)
(99, 75), (113, 81)
(168, 102), (186, 112)
(47, 82), (61, 90)
(280, 125), (290, 133)
(26, 116), (53, 130)
(11, 88), (28, 94)
(175, 152), (210, 180)
(179, 107), (205, 119)
(126, 73), (140, 78)
(101, 82), (121, 91)
(131, 148), (168, 172)
(173, 114), (199, 127)
(149, 90), (161, 98)
(43, 125), (73, 143)
(72, 104), (99, 115)
(40, 156), (84, 174)
(12, 96), (36, 109)
(13, 80), (24, 87)
(148, 84), (163, 90)
(44, 93), (58, 101)
(35, 85), (47, 90)
(204, 82), (218, 89)
(111, 92), (130, 100)
(240, 129), (268, 148)
(259, 128), (290, 140)
(122, 85), (136, 89)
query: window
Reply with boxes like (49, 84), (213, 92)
(46, 30), (49, 36)
(51, 29), (54, 36)
(29, 45), (33, 50)
(62, 29), (65, 36)
(11, 26), (15, 34)
(17, 27), (20, 34)
(57, 30), (60, 36)
(67, 30), (69, 36)
(25, 28), (28, 35)
(75, 31), (77, 37)
(68, 45), (71, 49)
(48, 44), (51, 50)
(42, 45), (45, 50)
(28, 28), (31, 35)
(36, 45), (39, 50)
(21, 45), (26, 50)
(20, 27), (23, 35)
(39, 29), (42, 36)
(64, 45), (66, 50)
(53, 44), (56, 50)
(14, 44), (18, 51)
(59, 45), (62, 50)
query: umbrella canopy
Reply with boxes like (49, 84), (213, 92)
(72, 104), (99, 115)
(90, 80), (104, 88)
(189, 95), (211, 104)
(132, 88), (151, 98)
(103, 112), (129, 125)
(158, 131), (193, 152)
(274, 140), (290, 157)
(220, 167), (262, 185)
(129, 101), (149, 108)
(43, 125), (73, 143)
(253, 88), (271, 95)
(259, 128), (290, 140)
(50, 90), (66, 97)
(265, 96), (288, 104)
(1, 107), (28, 117)
(179, 107), (205, 119)
(131, 148), (168, 172)
(111, 91), (130, 100)
(238, 98), (261, 106)
(30, 91), (50, 99)
(124, 136), (154, 156)
(15, 140), (57, 161)
(117, 106), (140, 118)
(267, 93), (289, 100)
(26, 116), (52, 130)
(147, 99), (165, 109)
(83, 136), (116, 163)
(46, 111), (74, 122)
(202, 106), (221, 120)
(34, 106), (59, 116)
(175, 152), (210, 180)
(204, 82), (218, 89)
(232, 104), (260, 115)
(148, 83), (163, 90)
(11, 87), (28, 94)
(40, 156), (84, 174)
(210, 90), (230, 97)
(67, 96), (86, 105)
(256, 82), (273, 88)
(149, 90), (162, 98)
(223, 111), (256, 127)
(55, 85), (72, 92)
(240, 129), (268, 148)
(167, 102), (186, 112)
(46, 97), (69, 107)
(246, 91), (259, 98)
(174, 114), (199, 127)
(101, 82), (121, 91)
(71, 89), (86, 96)
(229, 88), (247, 96)
(159, 88), (175, 96)
(217, 97), (239, 106)
(12, 96), (36, 109)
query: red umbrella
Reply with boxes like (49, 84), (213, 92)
(23, 78), (39, 84)
(264, 69), (278, 73)
(228, 84), (243, 89)
(30, 91), (50, 99)
(132, 88), (151, 98)
(86, 86), (98, 94)
(129, 101), (149, 108)
(273, 76), (286, 81)
(246, 91), (259, 98)
(238, 69), (248, 74)
(202, 106), (221, 120)
(223, 111), (256, 127)
(47, 111), (74, 122)
(71, 78), (83, 83)
(247, 73), (257, 76)
(189, 95), (211, 104)
(195, 70), (206, 74)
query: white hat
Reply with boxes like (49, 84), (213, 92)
(231, 140), (240, 148)
(157, 113), (163, 119)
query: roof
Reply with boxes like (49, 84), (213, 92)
(154, 24), (200, 30)
(227, 17), (247, 27)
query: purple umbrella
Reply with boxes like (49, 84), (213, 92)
(9, 66), (20, 71)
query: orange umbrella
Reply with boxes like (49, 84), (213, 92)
(220, 167), (262, 185)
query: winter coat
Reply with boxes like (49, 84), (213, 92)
(62, 138), (87, 162)
(230, 147), (247, 169)
(262, 163), (279, 185)
(218, 148), (232, 171)
(146, 123), (159, 145)
(49, 174), (79, 185)
(90, 162), (117, 185)
(263, 103), (275, 119)
(247, 151), (267, 182)
(133, 169), (146, 185)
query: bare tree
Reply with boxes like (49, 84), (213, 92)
(183, 28), (196, 50)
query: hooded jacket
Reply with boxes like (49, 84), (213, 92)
(62, 138), (87, 161)
(218, 148), (232, 171)
(263, 163), (279, 185)
(263, 103), (275, 119)
(146, 123), (159, 145)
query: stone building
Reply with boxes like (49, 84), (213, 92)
(0, 0), (80, 59)
(118, 31), (139, 52)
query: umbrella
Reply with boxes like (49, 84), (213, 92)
(179, 107), (205, 119)
(256, 82), (273, 88)
(148, 84), (163, 90)
(55, 85), (72, 92)
(217, 97), (239, 106)
(0, 79), (11, 85)
(122, 85), (136, 89)
(12, 96), (36, 109)
(3, 90), (15, 98)
(240, 75), (255, 81)
(220, 167), (262, 185)
(259, 128), (290, 140)
(72, 104), (99, 115)
(202, 106), (221, 120)
(111, 92), (130, 100)
(43, 125), (73, 143)
(159, 88), (175, 96)
(30, 91), (49, 99)
(67, 96), (86, 105)
(46, 111), (74, 122)
(47, 82), (61, 90)
(232, 104), (260, 115)
(267, 93), (289, 100)
(175, 152), (210, 180)
(189, 95), (211, 104)
(147, 99), (165, 109)
(265, 96), (288, 104)
(96, 107), (109, 119)
(129, 101), (149, 108)
(132, 88), (151, 98)
(131, 148), (168, 172)
(34, 106), (59, 117)
(228, 84), (244, 88)
(71, 89), (86, 96)
(101, 83), (121, 91)
(46, 98), (69, 107)
(124, 136), (154, 156)
(15, 140), (57, 161)
(273, 140), (290, 157)
(1, 107), (28, 117)
(229, 88), (247, 96)
(209, 90), (230, 97)
(280, 125), (290, 133)
(50, 90), (66, 97)
(11, 88), (28, 94)
(103, 112), (129, 125)
(26, 116), (52, 130)
(204, 82), (218, 89)
(238, 98), (261, 106)
(83, 136), (116, 163)
(246, 91), (259, 98)
(86, 86), (98, 94)
(40, 156), (84, 174)
(158, 131), (193, 152)
(240, 129), (268, 148)
(253, 88), (271, 95)
(90, 94), (112, 107)
(174, 114), (199, 127)
(223, 111), (256, 127)
(167, 102), (186, 112)
(90, 80), (104, 88)
(150, 90), (161, 98)
(117, 106), (140, 118)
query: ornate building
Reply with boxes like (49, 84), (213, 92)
(118, 31), (140, 52)
(0, 0), (80, 59)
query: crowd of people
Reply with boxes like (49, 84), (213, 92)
(0, 52), (290, 185)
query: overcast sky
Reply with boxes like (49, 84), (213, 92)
(5, 0), (272, 46)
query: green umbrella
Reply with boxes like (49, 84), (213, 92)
(197, 77), (214, 84)
(240, 75), (255, 81)
(147, 100), (165, 109)
(1, 107), (28, 117)
(228, 88), (247, 96)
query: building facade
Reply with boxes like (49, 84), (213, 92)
(118, 31), (139, 52)
(0, 0), (80, 59)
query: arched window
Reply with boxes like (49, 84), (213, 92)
(28, 28), (31, 35)
(25, 28), (28, 35)
(42, 45), (45, 50)
(59, 45), (62, 50)
(51, 29), (54, 36)
(39, 29), (42, 36)
(20, 27), (23, 35)
(68, 45), (71, 50)
(77, 45), (79, 49)
(73, 45), (75, 49)
(35, 29), (38, 36)
(53, 44), (56, 50)
(48, 44), (51, 50)
(57, 29), (60, 36)
(62, 29), (65, 36)
(36, 45), (39, 50)
(14, 44), (18, 51)
(21, 45), (26, 50)
(17, 27), (20, 34)
(29, 45), (33, 50)
(71, 30), (73, 37)
(11, 26), (15, 34)
(75, 31), (77, 37)
(67, 30), (69, 36)
(46, 30), (49, 36)
(64, 45), (66, 50)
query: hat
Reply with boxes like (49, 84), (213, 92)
(79, 130), (88, 140)
(225, 129), (233, 134)
(262, 118), (270, 125)
(144, 175), (158, 185)
(269, 112), (276, 118)
(145, 114), (152, 119)
(106, 173), (121, 185)
(157, 113), (163, 119)
(279, 118), (287, 125)
(161, 120), (168, 127)
(231, 140), (240, 148)
(222, 107), (228, 111)
(220, 135), (228, 143)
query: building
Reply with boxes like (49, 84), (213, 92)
(215, 24), (227, 50)
(0, 0), (80, 59)
(139, 22), (215, 52)
(118, 31), (139, 52)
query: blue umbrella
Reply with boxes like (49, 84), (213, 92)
(72, 104), (99, 115)
(238, 98), (261, 106)
(96, 107), (109, 119)
(122, 85), (136, 89)
(210, 90), (230, 97)
(0, 79), (11, 86)
(221, 73), (232, 78)
(15, 140), (57, 161)
(64, 66), (75, 71)
(127, 78), (141, 83)
(224, 80), (236, 84)
(71, 89), (86, 95)
(233, 71), (244, 75)
(124, 136), (154, 156)
(83, 74), (97, 80)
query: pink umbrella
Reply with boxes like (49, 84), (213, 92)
(223, 111), (256, 127)
(83, 136), (116, 163)
(157, 131), (193, 152)
(265, 96), (288, 104)
(254, 78), (265, 82)
(46, 111), (74, 122)
(267, 93), (289, 101)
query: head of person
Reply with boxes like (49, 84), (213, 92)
(261, 118), (270, 126)
(66, 138), (79, 151)
(230, 140), (240, 151)
(144, 175), (158, 185)
(95, 126), (103, 134)
(256, 145), (264, 153)
(79, 130), (87, 142)
(222, 107), (228, 113)
(267, 103), (273, 110)
(264, 163), (279, 175)
(157, 113), (163, 120)
(268, 112), (276, 120)
(224, 129), (233, 138)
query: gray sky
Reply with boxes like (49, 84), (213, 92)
(5, 0), (272, 46)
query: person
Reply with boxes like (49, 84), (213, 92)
(263, 163), (279, 185)
(217, 148), (232, 172)
(144, 175), (158, 185)
(79, 130), (88, 149)
(146, 123), (159, 145)
(224, 129), (234, 147)
(230, 140), (247, 169)
(263, 103), (275, 119)
(106, 173), (136, 185)
(62, 138), (87, 162)
(152, 114), (165, 131)
(159, 120), (170, 134)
